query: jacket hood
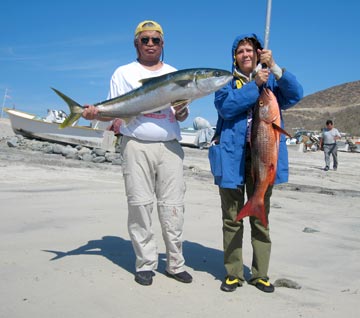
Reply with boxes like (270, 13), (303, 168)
(231, 33), (263, 73)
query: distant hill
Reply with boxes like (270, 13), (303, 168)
(283, 80), (360, 136)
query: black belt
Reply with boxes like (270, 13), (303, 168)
(324, 143), (336, 145)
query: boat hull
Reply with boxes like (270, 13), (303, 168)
(4, 108), (115, 151)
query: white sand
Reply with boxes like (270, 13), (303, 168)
(0, 117), (359, 318)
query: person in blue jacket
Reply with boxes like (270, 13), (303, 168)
(208, 33), (303, 293)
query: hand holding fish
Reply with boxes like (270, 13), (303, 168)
(82, 105), (98, 120)
(172, 101), (189, 122)
(82, 105), (113, 122)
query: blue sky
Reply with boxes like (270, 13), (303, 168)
(1, 0), (359, 127)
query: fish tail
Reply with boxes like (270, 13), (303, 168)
(51, 87), (84, 129)
(235, 198), (268, 228)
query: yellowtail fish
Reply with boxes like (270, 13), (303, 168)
(52, 68), (233, 128)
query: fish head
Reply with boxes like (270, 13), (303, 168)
(256, 88), (280, 124)
(193, 68), (233, 94)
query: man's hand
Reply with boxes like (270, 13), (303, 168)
(82, 105), (112, 122)
(82, 105), (99, 120)
(172, 101), (189, 122)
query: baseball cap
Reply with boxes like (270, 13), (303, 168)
(135, 20), (164, 37)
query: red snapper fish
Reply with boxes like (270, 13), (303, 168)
(235, 88), (290, 228)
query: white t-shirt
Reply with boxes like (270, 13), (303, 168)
(322, 128), (341, 144)
(108, 61), (181, 141)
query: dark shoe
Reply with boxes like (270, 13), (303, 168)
(135, 271), (155, 286)
(220, 276), (242, 292)
(165, 270), (192, 283)
(333, 167), (337, 171)
(254, 279), (275, 293)
(324, 166), (329, 171)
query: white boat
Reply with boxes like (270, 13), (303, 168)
(180, 127), (216, 149)
(337, 139), (360, 153)
(5, 108), (217, 151)
(180, 128), (200, 147)
(180, 117), (215, 149)
(4, 108), (116, 151)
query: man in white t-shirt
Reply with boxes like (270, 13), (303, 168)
(82, 20), (192, 286)
(320, 119), (341, 171)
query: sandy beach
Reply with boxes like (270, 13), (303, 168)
(0, 117), (359, 318)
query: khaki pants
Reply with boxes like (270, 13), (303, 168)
(121, 136), (186, 274)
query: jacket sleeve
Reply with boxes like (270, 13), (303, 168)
(214, 80), (260, 120)
(274, 71), (303, 110)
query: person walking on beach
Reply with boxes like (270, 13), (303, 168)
(208, 33), (303, 293)
(82, 20), (192, 286)
(319, 119), (341, 171)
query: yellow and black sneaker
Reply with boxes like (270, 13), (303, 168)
(254, 278), (275, 293)
(220, 276), (242, 292)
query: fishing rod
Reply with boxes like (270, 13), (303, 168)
(263, 0), (272, 50)
(256, 0), (273, 71)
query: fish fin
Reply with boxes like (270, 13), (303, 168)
(138, 74), (194, 87)
(138, 77), (153, 85)
(272, 123), (292, 138)
(173, 79), (193, 87)
(138, 73), (169, 85)
(235, 198), (268, 228)
(269, 163), (277, 184)
(51, 88), (84, 129)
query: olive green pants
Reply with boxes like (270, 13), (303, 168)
(219, 149), (273, 284)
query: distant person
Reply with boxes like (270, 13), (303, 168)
(319, 119), (341, 171)
(208, 33), (303, 293)
(193, 117), (214, 149)
(192, 117), (211, 130)
(82, 20), (192, 286)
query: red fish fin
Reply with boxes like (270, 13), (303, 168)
(235, 198), (268, 228)
(272, 123), (292, 138)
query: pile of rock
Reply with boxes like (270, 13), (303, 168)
(6, 134), (123, 165)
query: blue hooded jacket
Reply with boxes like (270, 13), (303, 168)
(208, 33), (303, 189)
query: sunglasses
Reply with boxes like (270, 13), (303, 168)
(140, 37), (161, 45)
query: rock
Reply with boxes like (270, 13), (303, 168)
(78, 147), (92, 156)
(82, 153), (95, 162)
(303, 227), (320, 233)
(93, 148), (107, 157)
(92, 156), (106, 163)
(105, 152), (122, 163)
(52, 144), (66, 154)
(274, 278), (302, 289)
(7, 138), (18, 147)
(62, 146), (78, 158)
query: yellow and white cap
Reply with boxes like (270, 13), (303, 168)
(135, 20), (164, 37)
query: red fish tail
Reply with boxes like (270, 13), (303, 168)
(235, 198), (268, 228)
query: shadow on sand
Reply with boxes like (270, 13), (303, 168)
(43, 235), (251, 281)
